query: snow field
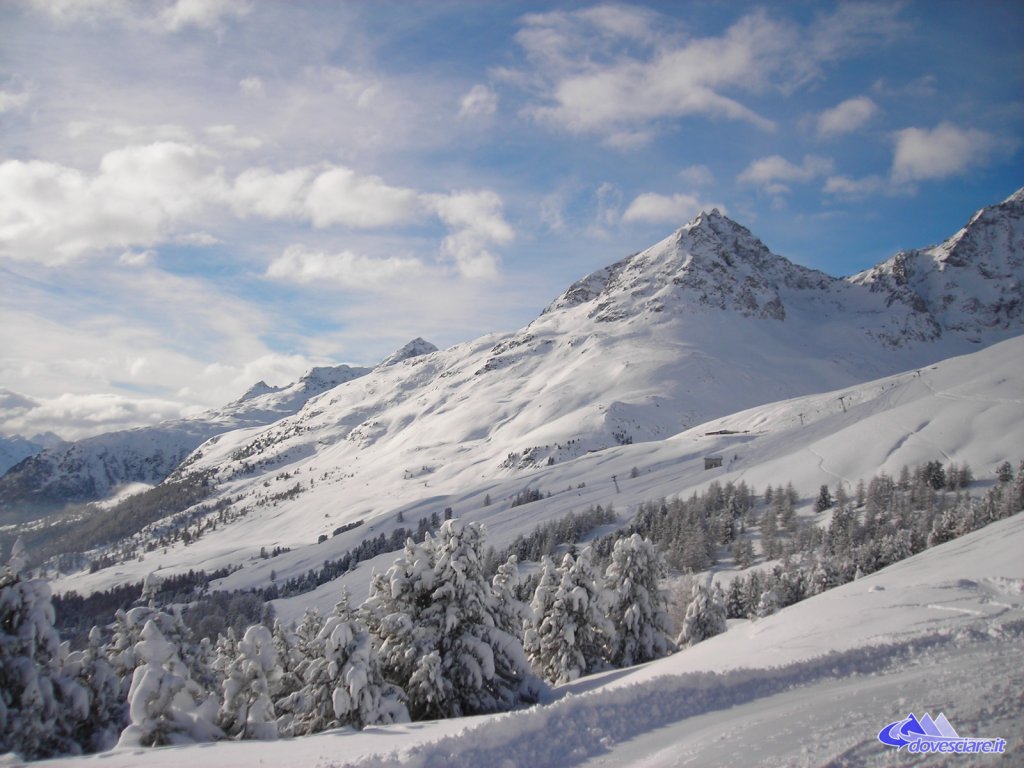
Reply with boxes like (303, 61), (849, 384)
(31, 507), (1024, 768)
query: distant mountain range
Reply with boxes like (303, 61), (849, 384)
(0, 364), (372, 523)
(4, 187), (1022, 584)
(0, 431), (64, 475)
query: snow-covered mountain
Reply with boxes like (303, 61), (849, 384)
(851, 186), (1024, 344)
(0, 364), (375, 524)
(0, 431), (64, 475)
(42, 188), (1024, 596)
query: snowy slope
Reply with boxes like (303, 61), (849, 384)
(0, 431), (63, 476)
(33, 507), (1024, 768)
(45, 190), (1024, 595)
(52, 329), (1024, 616)
(851, 186), (1024, 345)
(0, 364), (372, 523)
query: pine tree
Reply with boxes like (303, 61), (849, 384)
(725, 577), (746, 618)
(604, 534), (674, 667)
(270, 619), (301, 704)
(527, 549), (612, 684)
(523, 556), (560, 668)
(366, 520), (542, 720)
(0, 540), (87, 759)
(490, 555), (527, 639)
(117, 619), (223, 747)
(815, 485), (833, 512)
(218, 624), (281, 740)
(755, 588), (780, 618)
(677, 581), (728, 647)
(64, 627), (125, 752)
(281, 597), (406, 735)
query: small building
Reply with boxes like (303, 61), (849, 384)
(704, 456), (724, 470)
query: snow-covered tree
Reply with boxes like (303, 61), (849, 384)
(677, 581), (728, 648)
(366, 520), (542, 720)
(269, 618), (301, 703)
(0, 539), (87, 759)
(522, 556), (559, 665)
(219, 624), (282, 740)
(755, 588), (780, 618)
(280, 596), (406, 735)
(604, 534), (674, 667)
(64, 627), (125, 752)
(490, 554), (528, 639)
(108, 594), (202, 696)
(526, 549), (612, 684)
(118, 619), (222, 748)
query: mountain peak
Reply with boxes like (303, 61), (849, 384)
(236, 380), (282, 403)
(849, 187), (1024, 343)
(378, 338), (439, 368)
(298, 365), (368, 391)
(544, 209), (832, 322)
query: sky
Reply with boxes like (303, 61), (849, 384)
(0, 0), (1021, 441)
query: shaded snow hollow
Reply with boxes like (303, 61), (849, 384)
(34, 512), (1024, 768)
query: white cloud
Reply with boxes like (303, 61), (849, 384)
(239, 76), (265, 97)
(231, 166), (314, 220)
(539, 192), (566, 231)
(824, 174), (886, 198)
(232, 163), (425, 229)
(591, 181), (623, 234)
(518, 9), (783, 138)
(678, 164), (715, 187)
(23, 0), (132, 24)
(0, 148), (512, 270)
(622, 192), (726, 224)
(0, 260), (311, 438)
(205, 124), (262, 150)
(0, 87), (30, 114)
(0, 389), (194, 441)
(891, 122), (1006, 183)
(512, 5), (904, 145)
(738, 154), (833, 190)
(158, 0), (250, 32)
(797, 3), (908, 83)
(459, 84), (498, 119)
(25, 0), (250, 33)
(816, 96), (878, 138)
(0, 142), (224, 263)
(265, 246), (427, 290)
(429, 190), (514, 279)
(305, 167), (422, 229)
(118, 248), (156, 266)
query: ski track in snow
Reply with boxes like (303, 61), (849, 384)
(337, 626), (1024, 768)
(806, 446), (851, 490)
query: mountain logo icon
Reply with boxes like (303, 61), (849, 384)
(878, 712), (1006, 754)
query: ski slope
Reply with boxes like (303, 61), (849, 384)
(52, 334), (1024, 613)
(32, 504), (1024, 768)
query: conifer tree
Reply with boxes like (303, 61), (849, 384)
(64, 627), (125, 752)
(218, 624), (281, 740)
(366, 520), (541, 719)
(527, 549), (612, 684)
(604, 534), (674, 667)
(490, 554), (528, 639)
(281, 597), (406, 735)
(118, 619), (223, 747)
(0, 540), (87, 759)
(677, 581), (728, 647)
